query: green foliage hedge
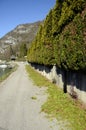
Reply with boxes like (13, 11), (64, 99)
(27, 0), (86, 71)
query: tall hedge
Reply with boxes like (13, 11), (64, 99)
(27, 0), (86, 71)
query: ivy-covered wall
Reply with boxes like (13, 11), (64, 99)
(27, 0), (86, 71)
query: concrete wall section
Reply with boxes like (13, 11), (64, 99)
(30, 63), (86, 104)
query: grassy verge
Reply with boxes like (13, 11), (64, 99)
(26, 65), (86, 130)
(0, 64), (18, 82)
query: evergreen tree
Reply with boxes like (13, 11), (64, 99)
(52, 0), (63, 35)
(20, 43), (27, 58)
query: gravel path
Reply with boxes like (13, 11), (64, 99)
(0, 62), (61, 130)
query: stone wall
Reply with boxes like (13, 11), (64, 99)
(30, 63), (86, 104)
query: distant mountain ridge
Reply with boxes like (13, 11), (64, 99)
(0, 21), (42, 59)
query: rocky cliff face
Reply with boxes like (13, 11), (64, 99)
(0, 21), (42, 60)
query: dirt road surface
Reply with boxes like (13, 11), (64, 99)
(0, 62), (61, 130)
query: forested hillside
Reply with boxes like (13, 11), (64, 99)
(27, 0), (86, 71)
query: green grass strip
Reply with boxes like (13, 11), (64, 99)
(26, 64), (86, 130)
(26, 64), (51, 87)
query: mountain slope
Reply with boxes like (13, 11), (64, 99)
(0, 21), (42, 60)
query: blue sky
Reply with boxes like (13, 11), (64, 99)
(0, 0), (56, 38)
